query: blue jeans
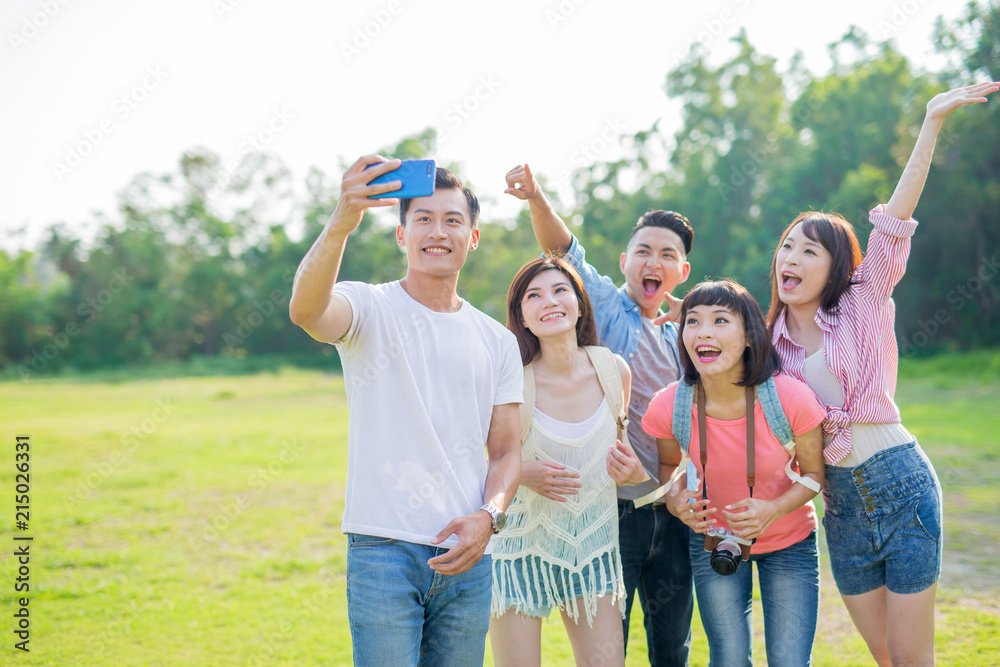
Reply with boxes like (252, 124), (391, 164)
(346, 534), (492, 666)
(619, 500), (694, 666)
(689, 529), (819, 667)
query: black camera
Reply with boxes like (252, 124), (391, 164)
(704, 528), (752, 576)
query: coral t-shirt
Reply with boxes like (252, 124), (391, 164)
(642, 374), (825, 554)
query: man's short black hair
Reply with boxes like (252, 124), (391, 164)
(399, 167), (480, 229)
(627, 210), (694, 255)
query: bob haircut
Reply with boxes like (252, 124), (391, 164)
(766, 212), (864, 329)
(506, 255), (599, 366)
(679, 280), (781, 387)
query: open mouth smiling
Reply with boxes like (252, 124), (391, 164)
(694, 345), (722, 362)
(642, 274), (662, 297)
(781, 271), (802, 290)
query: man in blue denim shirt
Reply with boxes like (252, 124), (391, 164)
(505, 163), (695, 666)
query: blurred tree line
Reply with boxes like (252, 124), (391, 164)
(3, 3), (999, 377)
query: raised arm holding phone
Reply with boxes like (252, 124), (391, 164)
(290, 155), (523, 666)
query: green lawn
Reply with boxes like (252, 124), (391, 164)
(1, 351), (998, 665)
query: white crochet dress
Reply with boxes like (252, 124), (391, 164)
(491, 395), (626, 626)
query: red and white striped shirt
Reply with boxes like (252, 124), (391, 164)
(772, 205), (918, 464)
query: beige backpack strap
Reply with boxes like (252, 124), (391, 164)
(519, 363), (535, 444)
(584, 345), (651, 485)
(583, 346), (628, 440)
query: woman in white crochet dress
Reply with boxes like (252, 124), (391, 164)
(490, 256), (646, 667)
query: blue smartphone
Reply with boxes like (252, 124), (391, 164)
(366, 159), (436, 199)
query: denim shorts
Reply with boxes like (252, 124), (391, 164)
(495, 551), (617, 618)
(822, 441), (942, 596)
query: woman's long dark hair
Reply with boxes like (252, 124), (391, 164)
(506, 256), (598, 366)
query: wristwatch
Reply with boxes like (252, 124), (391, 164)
(479, 503), (507, 534)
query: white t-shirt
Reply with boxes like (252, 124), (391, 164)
(333, 280), (523, 548)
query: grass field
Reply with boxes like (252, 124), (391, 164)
(1, 350), (998, 666)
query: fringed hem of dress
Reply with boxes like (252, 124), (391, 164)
(490, 547), (626, 627)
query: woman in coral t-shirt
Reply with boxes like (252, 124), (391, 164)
(642, 280), (825, 667)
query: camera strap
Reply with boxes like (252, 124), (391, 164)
(696, 384), (756, 500)
(746, 386), (756, 496)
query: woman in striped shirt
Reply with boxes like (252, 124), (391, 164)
(766, 81), (999, 666)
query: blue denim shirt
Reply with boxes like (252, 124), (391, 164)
(562, 235), (682, 365)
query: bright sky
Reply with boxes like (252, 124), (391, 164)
(0, 0), (974, 251)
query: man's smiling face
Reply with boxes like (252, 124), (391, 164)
(396, 188), (478, 278)
(620, 225), (690, 318)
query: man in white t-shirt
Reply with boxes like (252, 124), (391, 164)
(289, 156), (523, 665)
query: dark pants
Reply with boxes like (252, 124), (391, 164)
(618, 500), (694, 667)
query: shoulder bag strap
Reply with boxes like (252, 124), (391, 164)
(697, 383), (708, 500)
(698, 384), (757, 498)
(583, 346), (627, 442)
(672, 380), (694, 454)
(758, 376), (821, 493)
(519, 364), (535, 444)
(758, 376), (794, 447)
(633, 380), (694, 508)
(585, 346), (651, 488)
(746, 385), (756, 495)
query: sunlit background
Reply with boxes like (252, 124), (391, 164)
(1, 0), (974, 249)
(2, 2), (1000, 664)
